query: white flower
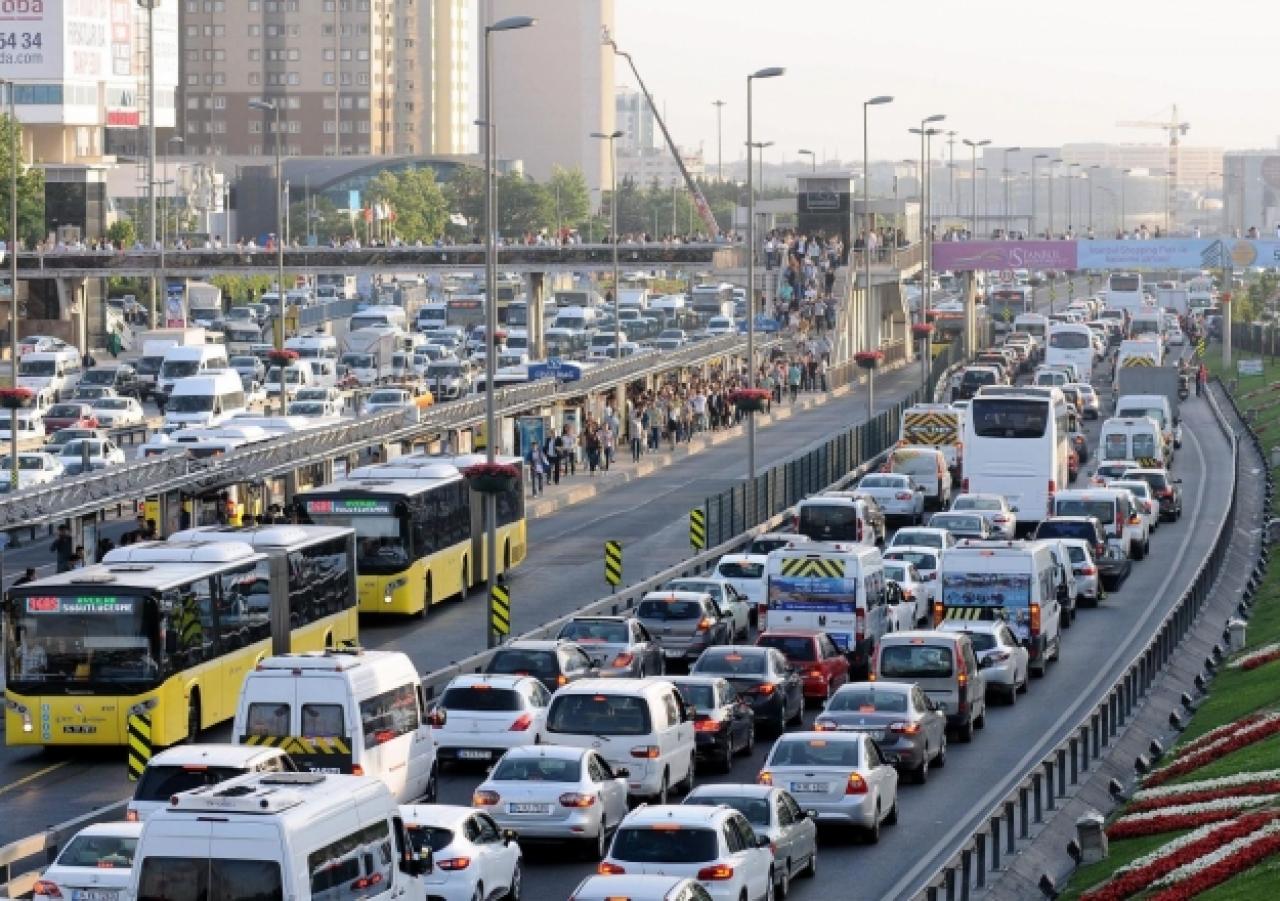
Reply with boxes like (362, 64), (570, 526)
(1114, 820), (1224, 876)
(1150, 820), (1280, 888)
(1227, 642), (1280, 670)
(1112, 795), (1275, 827)
(1147, 713), (1280, 782)
(1134, 769), (1280, 802)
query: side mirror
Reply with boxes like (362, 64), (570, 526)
(682, 701), (698, 722)
(426, 708), (447, 728)
(614, 767), (630, 779)
(502, 829), (518, 846)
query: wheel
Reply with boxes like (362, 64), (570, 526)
(719, 738), (735, 774)
(934, 735), (947, 768)
(773, 707), (787, 737)
(787, 695), (804, 726)
(885, 795), (899, 826)
(470, 888), (482, 901)
(185, 694), (202, 743)
(912, 748), (930, 784)
(424, 764), (438, 802)
(419, 574), (433, 619)
(677, 755), (696, 795)
(589, 822), (610, 861)
(504, 862), (521, 901)
(1005, 683), (1018, 706)
(865, 805), (882, 844)
(775, 863), (790, 900)
(653, 772), (669, 805)
(801, 846), (818, 878)
(955, 718), (974, 743)
(974, 708), (986, 730)
(740, 722), (756, 756)
(1031, 659), (1046, 678)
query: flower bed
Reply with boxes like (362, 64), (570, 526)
(854, 350), (884, 370)
(0, 387), (33, 410)
(1081, 812), (1280, 901)
(1147, 820), (1280, 900)
(1127, 781), (1280, 814)
(1131, 770), (1280, 809)
(1228, 641), (1280, 671)
(1106, 796), (1276, 840)
(729, 388), (771, 413)
(461, 462), (521, 494)
(1143, 713), (1280, 787)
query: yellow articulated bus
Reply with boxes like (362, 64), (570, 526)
(297, 454), (527, 617)
(4, 525), (359, 748)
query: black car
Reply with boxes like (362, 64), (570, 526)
(483, 639), (598, 691)
(78, 364), (144, 400)
(668, 676), (755, 772)
(954, 367), (998, 401)
(1123, 468), (1183, 521)
(690, 646), (804, 736)
(1034, 515), (1131, 591)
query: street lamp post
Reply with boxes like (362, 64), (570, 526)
(1088, 165), (1102, 235)
(1049, 158), (1062, 238)
(963, 139), (990, 237)
(1031, 154), (1049, 238)
(1121, 168), (1131, 234)
(712, 100), (726, 181)
(862, 96), (893, 414)
(591, 130), (624, 374)
(138, 0), (160, 329)
(248, 100), (286, 414)
(1001, 146), (1021, 238)
(746, 67), (784, 504)
(798, 148), (815, 173)
(481, 14), (536, 649)
(749, 140), (773, 193)
(1067, 163), (1079, 235)
(3, 79), (18, 490)
(979, 168), (989, 228)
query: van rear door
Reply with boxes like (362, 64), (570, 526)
(290, 675), (358, 776)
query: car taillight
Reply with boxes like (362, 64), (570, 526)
(1030, 603), (1042, 635)
(889, 722), (920, 735)
(436, 857), (471, 871)
(993, 515), (1009, 523)
(755, 683), (776, 695)
(631, 745), (660, 759)
(126, 809), (139, 822)
(1157, 487), (1173, 498)
(932, 602), (944, 627)
(472, 790), (500, 806)
(1081, 565), (1097, 576)
(758, 770), (773, 785)
(352, 873), (385, 890)
(695, 717), (722, 732)
(845, 773), (868, 795)
(351, 764), (365, 776)
(598, 862), (626, 875)
(896, 492), (913, 501)
(611, 652), (635, 668)
(34, 882), (61, 899)
(962, 477), (969, 491)
(901, 590), (914, 601)
(814, 719), (836, 731)
(509, 713), (533, 731)
(808, 667), (824, 678)
(557, 674), (569, 687)
(559, 792), (597, 808)
(697, 865), (736, 881)
(696, 617), (714, 631)
(856, 609), (866, 641)
(792, 514), (800, 532)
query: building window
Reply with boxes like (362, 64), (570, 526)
(185, 25), (198, 37)
(249, 24), (260, 36)
(341, 72), (352, 85)
(213, 96), (226, 109)
(186, 73), (199, 85)
(286, 97), (300, 110)
(323, 120), (336, 133)
(249, 49), (261, 61)
(340, 49), (351, 61)
(323, 0), (334, 9)
(249, 72), (261, 85)
(186, 96), (200, 109)
(249, 0), (259, 9)
(186, 49), (199, 61)
(356, 49), (369, 61)
(249, 120), (262, 133)
(287, 49), (300, 61)
(323, 72), (335, 85)
(355, 72), (367, 85)
(287, 73), (300, 85)
(186, 121), (199, 134)
(323, 49), (334, 61)
(322, 24), (333, 35)
(214, 121), (226, 134)
(185, 0), (197, 11)
(357, 121), (369, 134)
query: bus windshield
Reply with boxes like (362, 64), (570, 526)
(1049, 331), (1090, 349)
(19, 360), (57, 376)
(970, 399), (1048, 439)
(304, 508), (408, 573)
(6, 591), (159, 688)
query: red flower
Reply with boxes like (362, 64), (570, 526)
(0, 387), (33, 409)
(1145, 717), (1280, 787)
(461, 462), (521, 480)
(1147, 829), (1280, 901)
(729, 388), (771, 404)
(1107, 809), (1248, 840)
(1128, 782), (1280, 813)
(854, 350), (884, 362)
(911, 322), (934, 338)
(267, 349), (299, 365)
(1169, 715), (1265, 763)
(1241, 648), (1280, 671)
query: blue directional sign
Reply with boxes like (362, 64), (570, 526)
(529, 360), (583, 383)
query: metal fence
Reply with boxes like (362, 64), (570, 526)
(908, 382), (1247, 901)
(1231, 323), (1279, 357)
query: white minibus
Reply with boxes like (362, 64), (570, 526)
(1045, 323), (1095, 385)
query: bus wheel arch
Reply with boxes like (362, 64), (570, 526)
(420, 571), (433, 619)
(185, 688), (203, 744)
(503, 541), (511, 571)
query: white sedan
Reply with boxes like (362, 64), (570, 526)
(883, 558), (933, 629)
(91, 396), (146, 428)
(401, 805), (522, 901)
(33, 822), (142, 901)
(713, 553), (769, 625)
(938, 620), (1029, 704)
(854, 473), (925, 524)
(0, 452), (65, 491)
(58, 438), (126, 473)
(472, 745), (630, 860)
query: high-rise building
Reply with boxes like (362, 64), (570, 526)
(423, 0), (474, 155)
(615, 86), (653, 154)
(478, 0), (615, 191)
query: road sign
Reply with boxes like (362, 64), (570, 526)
(604, 540), (622, 589)
(690, 508), (707, 550)
(545, 357), (562, 370)
(490, 584), (511, 639)
(127, 713), (153, 782)
(1196, 340), (1207, 359)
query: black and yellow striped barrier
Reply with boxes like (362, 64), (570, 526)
(243, 734), (352, 755)
(1136, 457), (1161, 469)
(942, 606), (1001, 620)
(1121, 356), (1156, 367)
(127, 713), (152, 782)
(490, 583), (511, 639)
(1196, 340), (1206, 358)
(779, 557), (845, 578)
(689, 508), (706, 550)
(604, 540), (622, 589)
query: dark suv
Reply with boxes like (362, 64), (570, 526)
(79, 364), (144, 400)
(1123, 468), (1183, 521)
(1034, 516), (1131, 590)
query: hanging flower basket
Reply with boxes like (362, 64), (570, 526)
(854, 350), (884, 370)
(492, 330), (508, 344)
(729, 388), (771, 414)
(0, 387), (33, 410)
(462, 462), (521, 494)
(911, 322), (935, 340)
(267, 348), (299, 367)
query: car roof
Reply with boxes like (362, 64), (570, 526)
(448, 673), (537, 690)
(757, 627), (822, 639)
(880, 630), (969, 644)
(498, 639), (566, 652)
(884, 545), (941, 557)
(63, 822), (144, 839)
(687, 783), (775, 800)
(622, 803), (733, 827)
(938, 620), (1006, 635)
(493, 744), (591, 762)
(640, 590), (711, 603)
(835, 680), (909, 694)
(147, 742), (286, 768)
(400, 803), (476, 829)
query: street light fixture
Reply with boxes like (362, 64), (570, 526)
(746, 65), (784, 499)
(248, 99), (287, 416)
(862, 95), (893, 414)
(1001, 146), (1022, 238)
(1031, 154), (1049, 237)
(798, 148), (815, 173)
(481, 14), (536, 648)
(591, 130), (624, 374)
(963, 139), (991, 236)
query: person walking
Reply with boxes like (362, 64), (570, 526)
(543, 431), (562, 485)
(584, 425), (602, 475)
(1196, 362), (1208, 397)
(787, 360), (802, 403)
(601, 421), (615, 470)
(51, 524), (74, 573)
(559, 425), (577, 477)
(527, 440), (548, 496)
(629, 409), (643, 462)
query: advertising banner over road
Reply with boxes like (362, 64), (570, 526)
(0, 0), (111, 81)
(931, 240), (1078, 272)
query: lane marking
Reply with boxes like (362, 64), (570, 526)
(0, 760), (69, 798)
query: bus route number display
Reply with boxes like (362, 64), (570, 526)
(25, 596), (135, 614)
(305, 499), (391, 515)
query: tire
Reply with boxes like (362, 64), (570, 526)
(773, 707), (787, 737)
(653, 772), (669, 805)
(865, 805), (882, 844)
(589, 822), (610, 861)
(419, 574), (432, 620)
(776, 863), (790, 900)
(974, 708), (986, 730)
(740, 722), (756, 756)
(787, 695), (804, 726)
(934, 736), (947, 768)
(185, 694), (202, 744)
(719, 738), (735, 774)
(955, 718), (974, 743)
(912, 749), (930, 784)
(470, 888), (482, 901)
(885, 795), (899, 826)
(801, 846), (818, 878)
(1005, 684), (1018, 706)
(424, 764), (438, 803)
(504, 862), (521, 901)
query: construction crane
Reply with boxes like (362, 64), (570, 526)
(1116, 105), (1190, 232)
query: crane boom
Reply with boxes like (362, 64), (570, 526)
(1116, 105), (1189, 233)
(604, 29), (721, 237)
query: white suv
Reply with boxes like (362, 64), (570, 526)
(600, 804), (774, 901)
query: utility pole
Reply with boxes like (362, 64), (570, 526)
(712, 99), (726, 182)
(139, 0), (159, 327)
(946, 131), (957, 217)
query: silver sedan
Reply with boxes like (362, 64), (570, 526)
(949, 492), (1018, 539)
(853, 473), (924, 524)
(938, 620), (1029, 704)
(555, 616), (664, 678)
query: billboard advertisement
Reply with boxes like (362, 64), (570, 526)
(931, 240), (1077, 272)
(0, 0), (111, 81)
(941, 572), (1031, 607)
(932, 238), (1280, 272)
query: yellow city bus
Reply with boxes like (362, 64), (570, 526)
(3, 525), (359, 748)
(297, 455), (527, 616)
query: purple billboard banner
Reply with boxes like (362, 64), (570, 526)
(931, 241), (1078, 272)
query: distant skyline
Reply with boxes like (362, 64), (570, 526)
(614, 0), (1275, 169)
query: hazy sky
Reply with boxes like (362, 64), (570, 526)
(615, 0), (1279, 166)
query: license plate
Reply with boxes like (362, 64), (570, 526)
(62, 725), (97, 734)
(853, 730), (886, 741)
(664, 649), (683, 658)
(73, 891), (118, 901)
(458, 749), (492, 760)
(508, 803), (550, 814)
(791, 782), (828, 793)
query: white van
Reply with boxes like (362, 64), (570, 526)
(1130, 308), (1164, 339)
(544, 677), (696, 803)
(349, 305), (408, 332)
(285, 332), (339, 362)
(1115, 394), (1181, 450)
(1012, 313), (1049, 344)
(265, 361), (321, 400)
(1099, 416), (1169, 468)
(553, 305), (600, 333)
(164, 370), (247, 429)
(233, 649), (439, 803)
(795, 494), (883, 546)
(18, 349), (82, 400)
(158, 344), (230, 396)
(1052, 488), (1146, 559)
(126, 772), (432, 901)
(127, 743), (296, 822)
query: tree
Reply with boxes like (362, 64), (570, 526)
(495, 172), (553, 237)
(547, 166), (590, 233)
(106, 218), (136, 249)
(366, 168), (449, 243)
(0, 114), (45, 246)
(288, 196), (351, 245)
(445, 165), (485, 233)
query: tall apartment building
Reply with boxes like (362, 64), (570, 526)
(179, 0), (471, 157)
(615, 86), (654, 155)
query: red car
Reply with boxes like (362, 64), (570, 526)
(43, 403), (99, 433)
(755, 628), (850, 702)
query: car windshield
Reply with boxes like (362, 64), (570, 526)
(891, 454), (937, 476)
(1066, 545), (1088, 564)
(80, 369), (116, 385)
(879, 644), (954, 678)
(718, 560), (765, 579)
(829, 688), (909, 713)
(954, 497), (1001, 511)
(693, 650), (766, 676)
(886, 550), (937, 570)
(689, 795), (770, 827)
(637, 598), (704, 621)
(96, 399), (130, 410)
(168, 394), (214, 413)
(57, 833), (138, 869)
(1115, 482), (1151, 498)
(288, 403), (326, 415)
(884, 564), (909, 582)
(610, 827), (719, 863)
(161, 360), (200, 379)
(1050, 331), (1091, 349)
(48, 405), (84, 418)
(441, 686), (523, 712)
(859, 475), (903, 489)
(1054, 499), (1114, 521)
(756, 628), (822, 660)
(19, 360), (57, 376)
(135, 765), (252, 802)
(406, 826), (454, 854)
(487, 649), (558, 678)
(934, 515), (983, 532)
(491, 755), (581, 782)
(748, 538), (792, 555)
(892, 530), (942, 549)
(1, 456), (47, 471)
(546, 693), (652, 736)
(1037, 521), (1097, 542)
(962, 632), (998, 652)
(770, 737), (861, 767)
(559, 620), (629, 643)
